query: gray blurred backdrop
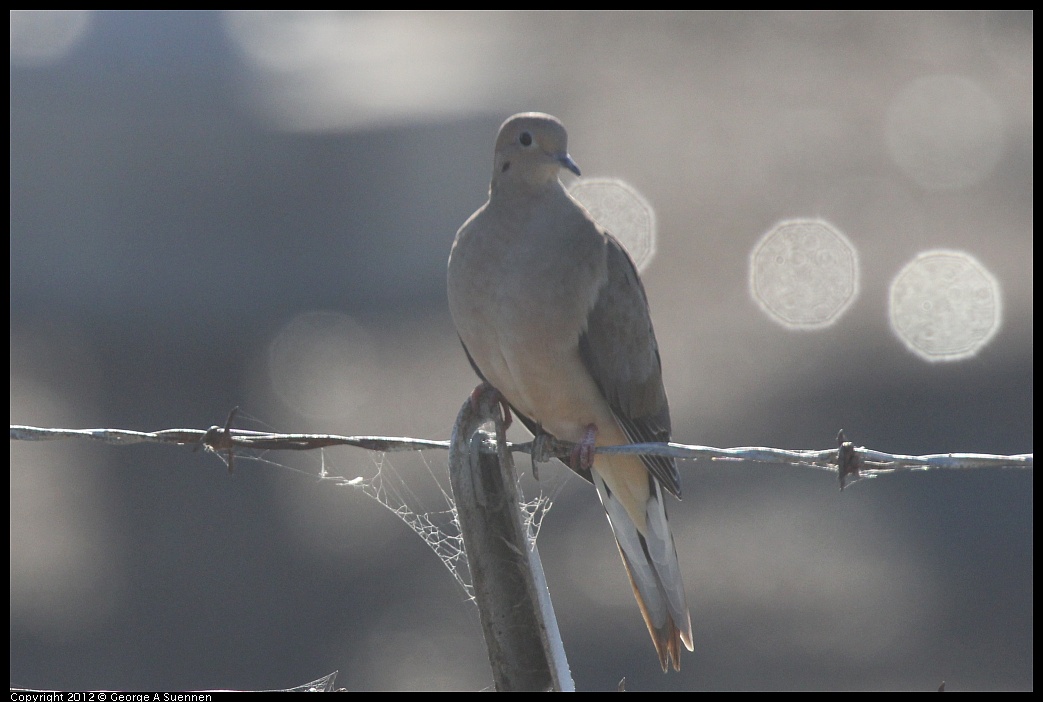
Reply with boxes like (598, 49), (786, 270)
(10, 11), (1032, 691)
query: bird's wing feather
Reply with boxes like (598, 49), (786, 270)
(578, 233), (682, 497)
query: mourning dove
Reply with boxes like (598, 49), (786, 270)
(447, 112), (693, 671)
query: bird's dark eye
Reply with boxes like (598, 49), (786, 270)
(519, 131), (532, 147)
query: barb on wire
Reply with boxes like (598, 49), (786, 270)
(9, 415), (1032, 490)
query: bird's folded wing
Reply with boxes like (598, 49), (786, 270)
(577, 234), (681, 498)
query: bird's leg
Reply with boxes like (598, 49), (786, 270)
(570, 423), (598, 473)
(469, 382), (513, 430)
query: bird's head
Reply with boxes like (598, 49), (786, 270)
(491, 112), (582, 190)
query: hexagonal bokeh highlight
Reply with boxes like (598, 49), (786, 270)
(749, 218), (859, 329)
(570, 177), (656, 272)
(889, 249), (1002, 362)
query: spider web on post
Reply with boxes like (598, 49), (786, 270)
(317, 448), (554, 601)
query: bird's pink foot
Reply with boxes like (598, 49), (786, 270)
(469, 382), (513, 430)
(570, 423), (598, 473)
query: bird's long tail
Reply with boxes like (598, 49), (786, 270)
(592, 464), (693, 671)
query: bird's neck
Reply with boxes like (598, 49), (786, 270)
(489, 175), (566, 205)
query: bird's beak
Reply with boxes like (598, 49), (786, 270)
(558, 153), (581, 177)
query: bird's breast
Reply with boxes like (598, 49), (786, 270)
(447, 208), (613, 441)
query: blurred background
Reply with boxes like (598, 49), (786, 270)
(10, 11), (1032, 691)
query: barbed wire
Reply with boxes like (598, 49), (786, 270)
(10, 409), (1031, 489)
